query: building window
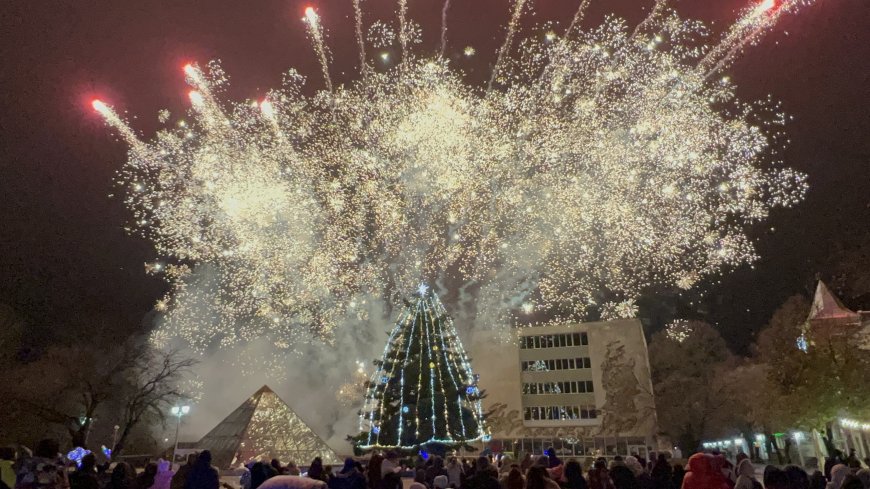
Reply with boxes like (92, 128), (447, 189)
(524, 405), (597, 421)
(522, 381), (595, 395)
(521, 357), (591, 372)
(520, 332), (589, 349)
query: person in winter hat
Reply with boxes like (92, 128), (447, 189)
(733, 458), (759, 489)
(681, 453), (729, 489)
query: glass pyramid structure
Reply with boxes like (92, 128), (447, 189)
(197, 385), (341, 468)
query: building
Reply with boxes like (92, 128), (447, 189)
(468, 318), (659, 460)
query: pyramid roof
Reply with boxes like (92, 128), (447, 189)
(807, 281), (860, 323)
(197, 385), (342, 469)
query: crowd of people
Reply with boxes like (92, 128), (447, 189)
(0, 440), (219, 489)
(237, 448), (870, 489)
(2, 439), (870, 489)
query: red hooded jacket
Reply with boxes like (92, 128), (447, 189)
(681, 454), (730, 489)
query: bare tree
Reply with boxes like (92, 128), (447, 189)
(112, 348), (197, 456)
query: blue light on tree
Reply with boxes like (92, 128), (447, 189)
(796, 334), (808, 352)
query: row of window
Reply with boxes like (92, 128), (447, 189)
(520, 333), (589, 349)
(521, 357), (592, 372)
(523, 405), (598, 421)
(522, 381), (595, 395)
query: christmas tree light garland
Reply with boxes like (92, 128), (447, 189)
(357, 284), (488, 450)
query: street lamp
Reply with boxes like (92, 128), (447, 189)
(170, 405), (190, 467)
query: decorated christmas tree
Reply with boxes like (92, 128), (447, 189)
(354, 284), (488, 451)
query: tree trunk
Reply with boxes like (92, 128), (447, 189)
(112, 423), (135, 458)
(783, 437), (793, 465)
(766, 431), (783, 465)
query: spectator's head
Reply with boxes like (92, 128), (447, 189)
(593, 458), (607, 470)
(34, 439), (59, 458)
(783, 465), (809, 489)
(186, 453), (198, 465)
(808, 470), (826, 489)
(80, 453), (97, 472)
(476, 456), (490, 472)
(564, 460), (583, 482)
(0, 447), (16, 461)
(434, 475), (448, 489)
(197, 450), (213, 467)
(271, 459), (282, 470)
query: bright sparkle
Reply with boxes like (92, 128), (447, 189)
(95, 0), (813, 353)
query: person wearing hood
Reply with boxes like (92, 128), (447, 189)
(151, 460), (175, 489)
(734, 458), (760, 489)
(826, 465), (850, 489)
(328, 459), (365, 489)
(681, 453), (729, 489)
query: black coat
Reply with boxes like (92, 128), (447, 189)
(609, 466), (638, 489)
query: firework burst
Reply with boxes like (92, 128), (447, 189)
(94, 0), (812, 354)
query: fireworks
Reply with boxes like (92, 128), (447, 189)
(94, 0), (813, 354)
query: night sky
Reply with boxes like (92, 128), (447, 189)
(1, 0), (868, 352)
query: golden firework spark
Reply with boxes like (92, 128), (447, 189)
(93, 0), (813, 354)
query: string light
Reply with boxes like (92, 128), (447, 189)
(358, 285), (488, 450)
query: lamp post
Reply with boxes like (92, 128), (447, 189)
(170, 405), (190, 468)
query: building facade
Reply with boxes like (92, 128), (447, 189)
(468, 319), (659, 459)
